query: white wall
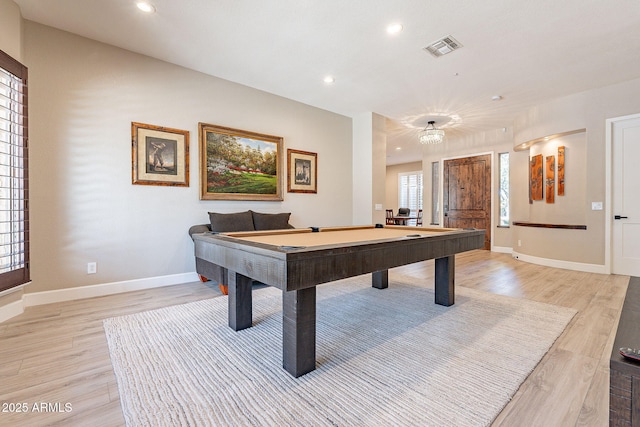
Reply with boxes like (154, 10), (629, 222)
(527, 132), (586, 225)
(371, 113), (387, 225)
(385, 161), (422, 215)
(23, 21), (353, 294)
(512, 77), (640, 267)
(0, 0), (22, 61)
(421, 129), (514, 249)
(7, 5), (640, 300)
(352, 113), (387, 225)
(352, 113), (374, 225)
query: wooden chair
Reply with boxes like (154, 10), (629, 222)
(386, 209), (395, 225)
(416, 209), (423, 226)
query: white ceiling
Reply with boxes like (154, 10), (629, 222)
(13, 0), (640, 165)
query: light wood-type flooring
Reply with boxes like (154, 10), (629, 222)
(0, 250), (630, 426)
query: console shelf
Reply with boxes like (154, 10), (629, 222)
(512, 221), (586, 230)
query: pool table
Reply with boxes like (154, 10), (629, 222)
(192, 224), (485, 377)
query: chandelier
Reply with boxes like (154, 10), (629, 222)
(418, 121), (445, 144)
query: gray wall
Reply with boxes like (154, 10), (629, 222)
(4, 0), (640, 302)
(512, 78), (640, 266)
(0, 0), (21, 61)
(23, 21), (353, 293)
(420, 129), (515, 250)
(385, 161), (422, 217)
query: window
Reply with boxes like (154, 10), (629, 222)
(398, 171), (423, 218)
(0, 49), (29, 293)
(499, 152), (509, 227)
(431, 161), (439, 225)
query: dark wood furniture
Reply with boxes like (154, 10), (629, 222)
(512, 221), (587, 230)
(610, 276), (640, 426)
(391, 215), (417, 225)
(385, 209), (395, 225)
(188, 210), (295, 295)
(192, 224), (485, 378)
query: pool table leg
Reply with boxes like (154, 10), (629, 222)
(372, 270), (389, 289)
(434, 255), (455, 306)
(283, 287), (316, 377)
(228, 271), (253, 331)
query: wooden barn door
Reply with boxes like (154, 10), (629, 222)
(443, 154), (491, 249)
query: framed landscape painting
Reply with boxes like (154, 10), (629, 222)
(287, 149), (317, 193)
(131, 122), (189, 187)
(198, 123), (283, 201)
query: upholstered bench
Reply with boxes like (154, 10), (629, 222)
(188, 210), (294, 294)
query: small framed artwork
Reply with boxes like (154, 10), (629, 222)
(287, 149), (317, 193)
(199, 123), (283, 201)
(132, 122), (189, 187)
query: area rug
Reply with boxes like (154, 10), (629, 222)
(104, 275), (576, 427)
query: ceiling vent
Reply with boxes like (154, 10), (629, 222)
(424, 36), (462, 57)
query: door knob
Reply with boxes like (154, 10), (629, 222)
(614, 215), (628, 220)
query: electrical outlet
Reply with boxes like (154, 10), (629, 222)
(87, 262), (97, 274)
(592, 202), (603, 211)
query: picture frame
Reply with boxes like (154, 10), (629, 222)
(198, 123), (283, 201)
(131, 122), (189, 187)
(287, 149), (317, 194)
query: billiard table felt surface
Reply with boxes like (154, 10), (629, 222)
(221, 225), (462, 249)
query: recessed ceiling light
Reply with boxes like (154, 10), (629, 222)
(395, 147), (402, 151)
(387, 23), (403, 34)
(136, 2), (156, 13)
(492, 95), (503, 101)
(323, 76), (335, 84)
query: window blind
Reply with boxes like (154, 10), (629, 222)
(398, 171), (423, 222)
(431, 161), (439, 225)
(0, 50), (29, 293)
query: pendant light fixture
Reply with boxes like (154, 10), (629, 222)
(418, 121), (445, 144)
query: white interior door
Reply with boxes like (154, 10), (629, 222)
(612, 116), (640, 276)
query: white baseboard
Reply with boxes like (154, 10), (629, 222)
(1, 251), (606, 323)
(2, 273), (199, 323)
(491, 246), (512, 254)
(0, 299), (25, 323)
(1, 273), (198, 323)
(22, 272), (199, 308)
(511, 251), (607, 274)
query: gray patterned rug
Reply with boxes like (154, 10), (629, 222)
(104, 275), (576, 426)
